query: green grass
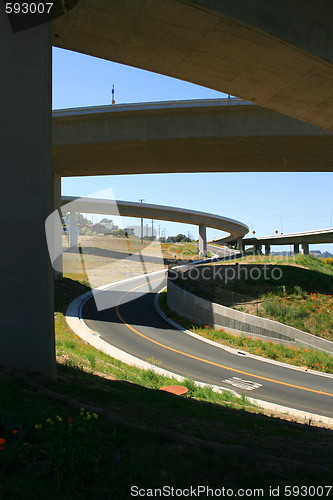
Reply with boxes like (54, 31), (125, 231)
(163, 242), (198, 258)
(55, 309), (246, 405)
(159, 292), (333, 373)
(1, 275), (333, 499)
(172, 254), (333, 340)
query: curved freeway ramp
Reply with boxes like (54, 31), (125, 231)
(61, 195), (248, 242)
(68, 271), (333, 421)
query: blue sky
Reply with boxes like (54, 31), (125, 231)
(53, 47), (333, 251)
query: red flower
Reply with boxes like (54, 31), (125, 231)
(68, 418), (73, 423)
(0, 438), (5, 445)
(11, 429), (19, 434)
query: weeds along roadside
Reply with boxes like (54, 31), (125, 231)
(158, 291), (333, 374)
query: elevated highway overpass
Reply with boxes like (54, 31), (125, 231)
(3, 0), (333, 376)
(53, 0), (333, 133)
(61, 195), (248, 257)
(53, 99), (333, 176)
(242, 228), (333, 255)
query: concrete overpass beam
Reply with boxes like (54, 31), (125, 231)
(0, 12), (55, 377)
(301, 243), (309, 255)
(69, 211), (79, 247)
(198, 224), (207, 257)
(265, 244), (271, 255)
(294, 243), (300, 254)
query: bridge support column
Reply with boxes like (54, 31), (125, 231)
(237, 238), (244, 253)
(293, 243), (300, 254)
(54, 173), (63, 278)
(0, 12), (55, 377)
(198, 224), (207, 257)
(69, 211), (78, 247)
(301, 243), (309, 255)
(265, 244), (271, 255)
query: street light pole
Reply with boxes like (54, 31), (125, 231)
(139, 199), (144, 244)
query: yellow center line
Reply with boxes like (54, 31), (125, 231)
(115, 276), (333, 397)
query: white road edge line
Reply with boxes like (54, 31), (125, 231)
(64, 271), (333, 427)
(154, 288), (333, 379)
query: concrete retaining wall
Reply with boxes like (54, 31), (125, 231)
(167, 280), (333, 354)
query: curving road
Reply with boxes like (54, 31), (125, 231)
(81, 271), (333, 418)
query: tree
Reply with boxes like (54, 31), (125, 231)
(111, 228), (127, 238)
(76, 213), (92, 227)
(174, 233), (191, 243)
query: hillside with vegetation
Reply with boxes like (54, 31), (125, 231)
(172, 255), (333, 342)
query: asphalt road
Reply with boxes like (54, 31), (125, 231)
(82, 271), (333, 417)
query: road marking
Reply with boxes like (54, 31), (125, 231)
(223, 377), (262, 391)
(114, 276), (333, 398)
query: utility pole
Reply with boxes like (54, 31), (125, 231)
(111, 84), (116, 104)
(139, 199), (144, 244)
(151, 219), (154, 240)
(158, 225), (161, 240)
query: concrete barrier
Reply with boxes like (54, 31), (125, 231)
(167, 280), (333, 354)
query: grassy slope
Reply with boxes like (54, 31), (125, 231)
(173, 255), (333, 340)
(1, 275), (333, 499)
(159, 292), (333, 373)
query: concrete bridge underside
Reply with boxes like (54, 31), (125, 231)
(53, 0), (333, 133)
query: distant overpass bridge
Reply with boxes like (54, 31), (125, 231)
(242, 229), (333, 255)
(61, 196), (248, 257)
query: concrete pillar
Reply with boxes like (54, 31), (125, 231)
(265, 244), (271, 255)
(237, 238), (244, 252)
(301, 242), (309, 255)
(293, 243), (300, 254)
(0, 12), (55, 377)
(198, 224), (207, 257)
(53, 172), (63, 278)
(69, 211), (78, 247)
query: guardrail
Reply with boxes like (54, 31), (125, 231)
(167, 279), (333, 354)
